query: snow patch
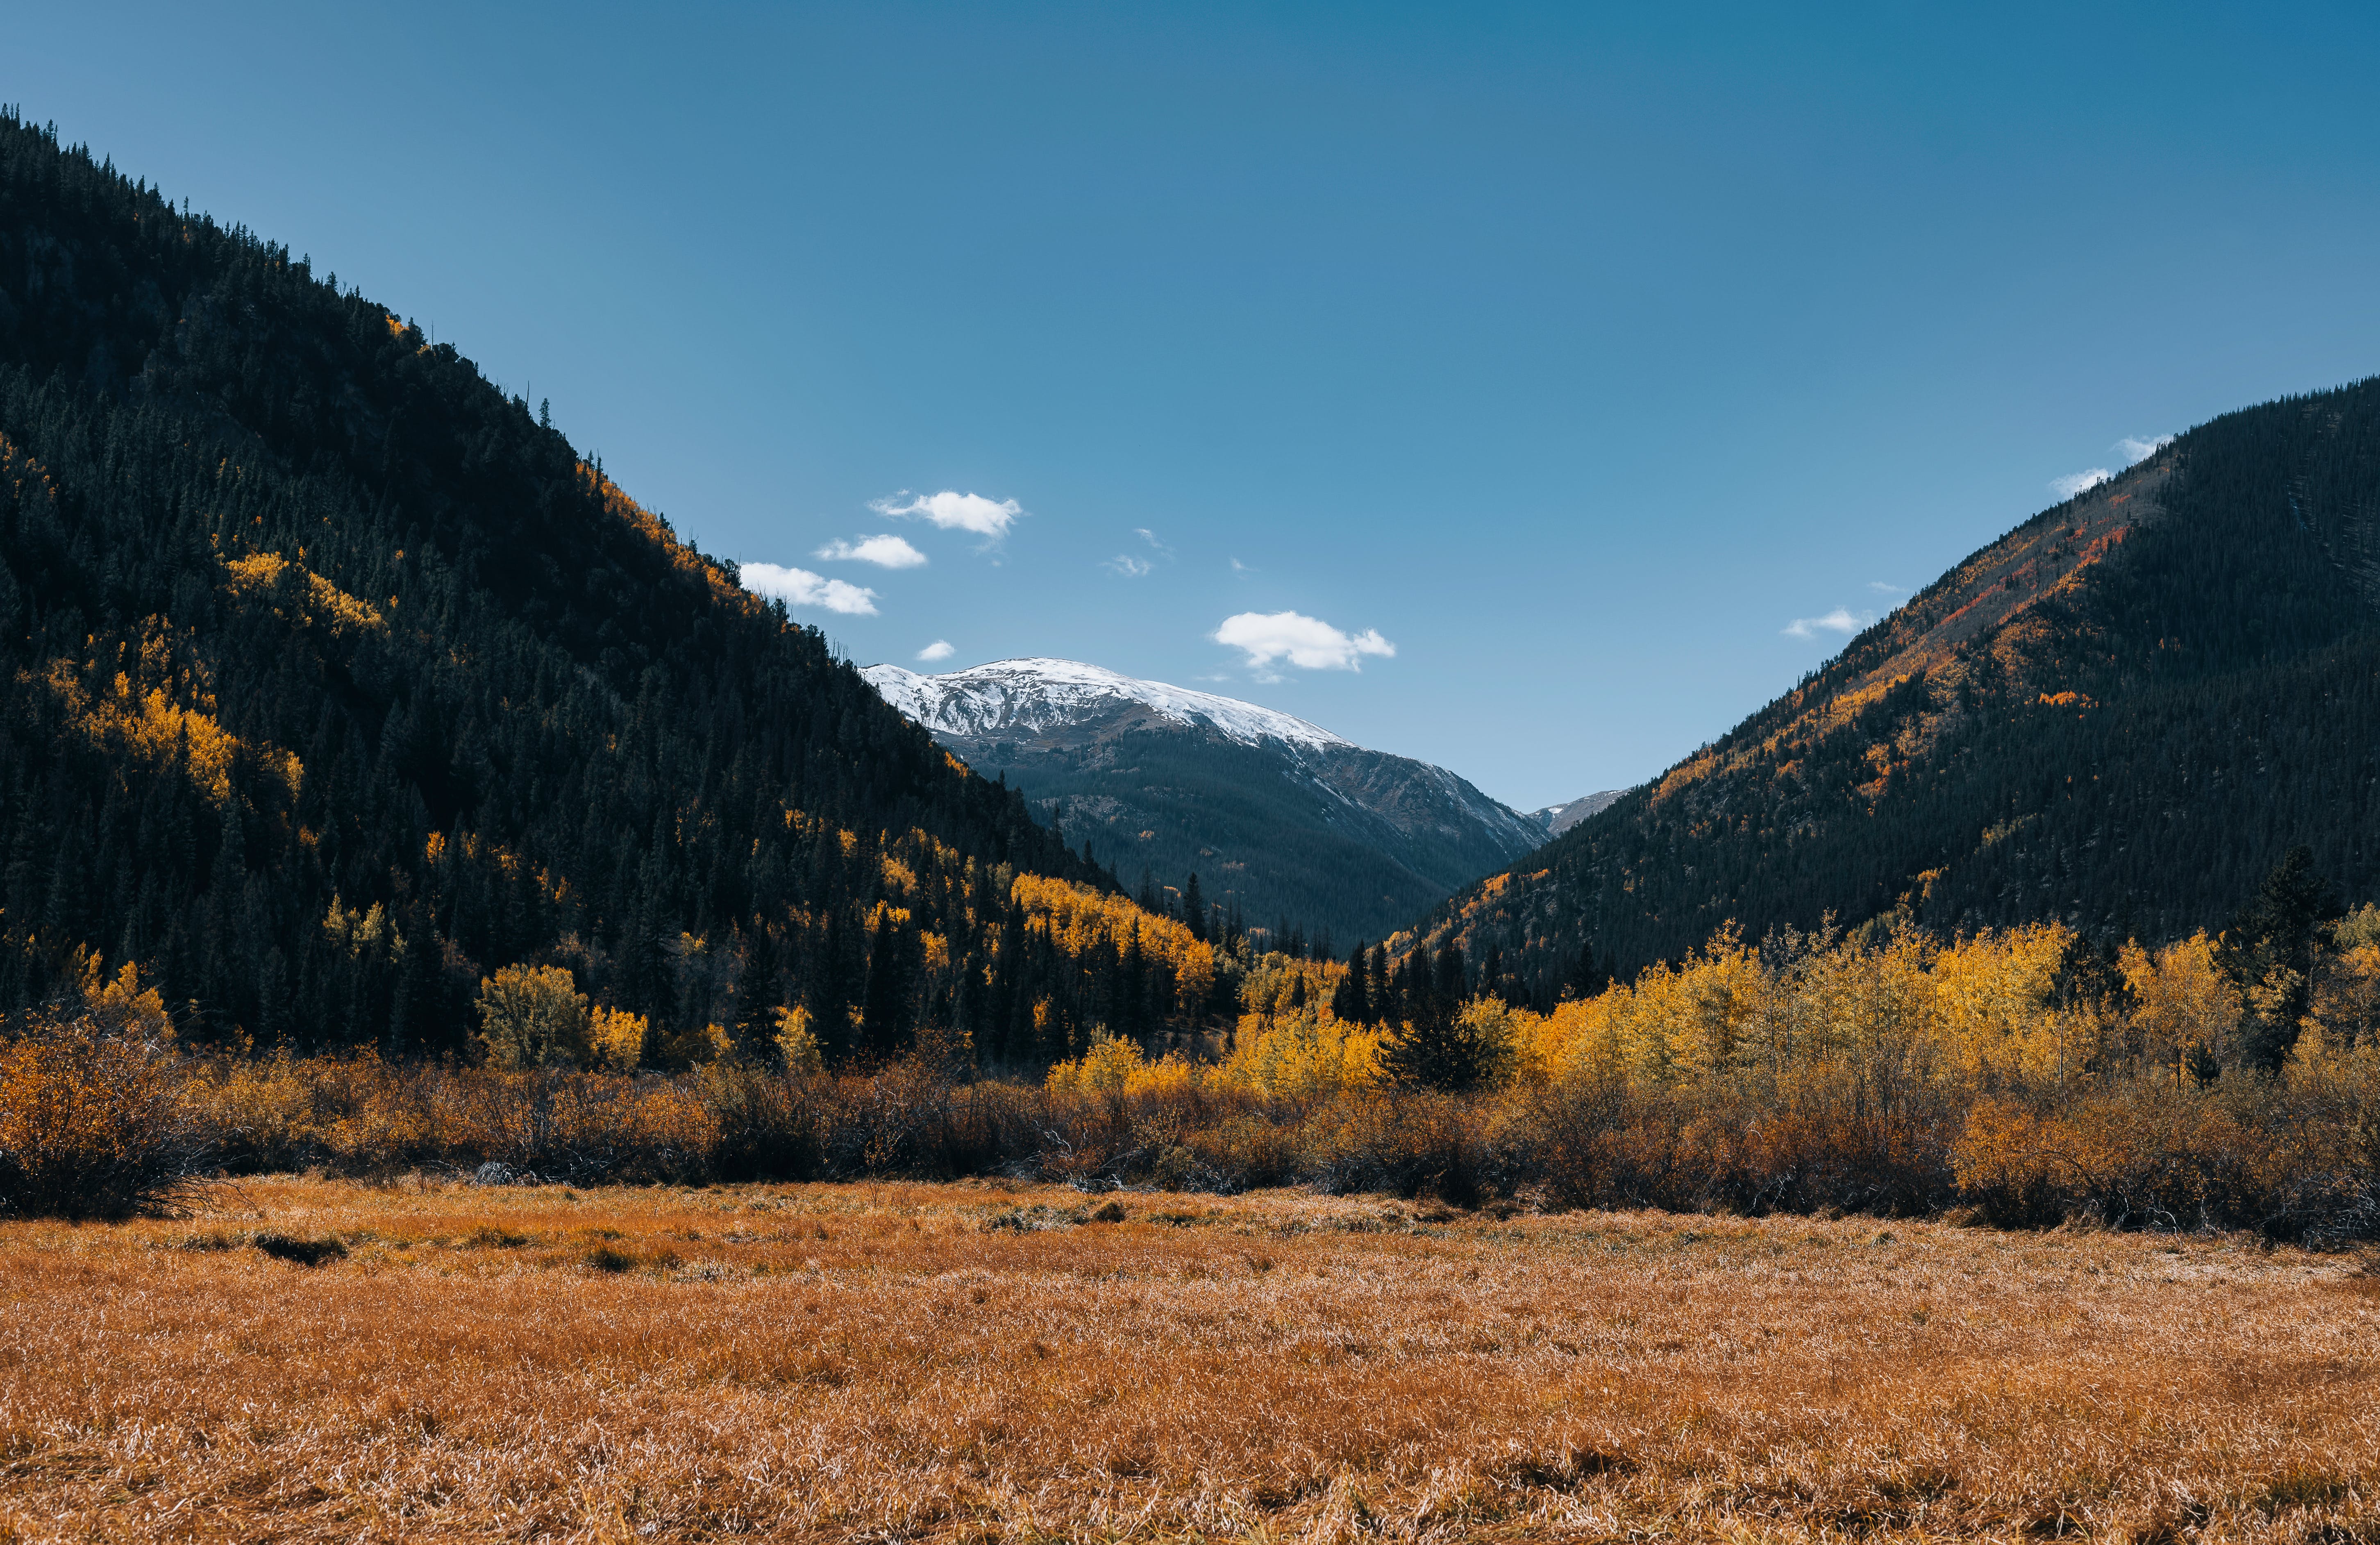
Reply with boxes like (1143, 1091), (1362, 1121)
(861, 657), (1353, 752)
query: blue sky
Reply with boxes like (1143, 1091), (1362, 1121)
(14, 3), (2380, 809)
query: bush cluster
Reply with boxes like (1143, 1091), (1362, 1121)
(5, 904), (2376, 1239)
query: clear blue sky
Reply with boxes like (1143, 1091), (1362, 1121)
(14, 3), (2380, 809)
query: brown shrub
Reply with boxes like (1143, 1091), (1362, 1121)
(0, 1011), (210, 1219)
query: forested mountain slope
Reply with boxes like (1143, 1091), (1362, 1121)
(0, 112), (1191, 1067)
(864, 657), (1547, 947)
(1422, 379), (2380, 997)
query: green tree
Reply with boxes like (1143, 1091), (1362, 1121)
(2216, 845), (2344, 1070)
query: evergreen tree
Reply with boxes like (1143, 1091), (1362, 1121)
(1433, 941), (1467, 1003)
(1329, 941), (1371, 1023)
(2216, 845), (2344, 1070)
(1377, 984), (1492, 1091)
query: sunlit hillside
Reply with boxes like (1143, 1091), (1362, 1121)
(0, 111), (1206, 1068)
(1427, 384), (2380, 994)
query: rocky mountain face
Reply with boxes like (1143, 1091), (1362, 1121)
(1418, 377), (2380, 998)
(863, 658), (1547, 946)
(1529, 790), (1626, 837)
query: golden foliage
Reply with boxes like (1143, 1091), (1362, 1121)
(475, 964), (591, 1070)
(0, 1012), (200, 1220)
(770, 1005), (823, 1076)
(1009, 872), (1215, 1012)
(576, 463), (759, 617)
(1045, 1031), (1179, 1097)
(1217, 1006), (1381, 1102)
(588, 1007), (652, 1073)
(221, 548), (384, 635)
(2121, 932), (2241, 1072)
(74, 952), (171, 1040)
(322, 895), (403, 963)
(35, 636), (303, 804)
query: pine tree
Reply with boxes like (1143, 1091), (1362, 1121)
(1329, 941), (1371, 1023)
(1377, 989), (1492, 1091)
(2216, 845), (2344, 1070)
(859, 909), (910, 1060)
(1433, 941), (1467, 1003)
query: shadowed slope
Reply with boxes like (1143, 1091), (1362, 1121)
(1425, 379), (2380, 992)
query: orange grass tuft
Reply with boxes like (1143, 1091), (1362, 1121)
(1, 1179), (2375, 1541)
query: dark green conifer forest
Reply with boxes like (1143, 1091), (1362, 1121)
(1434, 378), (2380, 1000)
(0, 111), (1195, 1064)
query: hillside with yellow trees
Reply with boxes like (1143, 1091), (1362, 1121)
(0, 111), (1210, 1068)
(1425, 379), (2380, 1003)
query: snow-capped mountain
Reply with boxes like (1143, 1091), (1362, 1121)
(863, 658), (1349, 752)
(860, 657), (1549, 945)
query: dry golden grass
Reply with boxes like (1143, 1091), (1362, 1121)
(1, 1181), (2375, 1542)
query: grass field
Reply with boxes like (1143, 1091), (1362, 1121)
(1, 1181), (2375, 1542)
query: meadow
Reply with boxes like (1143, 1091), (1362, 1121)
(2, 1177), (2375, 1543)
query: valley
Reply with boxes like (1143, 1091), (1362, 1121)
(3, 1177), (2372, 1543)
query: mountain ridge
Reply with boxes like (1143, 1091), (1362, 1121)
(862, 656), (1549, 946)
(0, 111), (1199, 1070)
(1419, 379), (2380, 997)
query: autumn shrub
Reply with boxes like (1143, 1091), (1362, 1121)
(1307, 1090), (1501, 1203)
(693, 1061), (829, 1181)
(15, 900), (2380, 1235)
(0, 1011), (210, 1219)
(1949, 1079), (2372, 1234)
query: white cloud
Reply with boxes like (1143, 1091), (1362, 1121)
(1782, 607), (1870, 639)
(740, 563), (879, 616)
(1867, 580), (1905, 595)
(870, 489), (1024, 540)
(2049, 468), (2112, 500)
(1104, 554), (1154, 577)
(1134, 527), (1176, 559)
(1230, 557), (1253, 573)
(917, 639), (954, 662)
(1213, 610), (1396, 673)
(814, 533), (927, 568)
(2116, 433), (2175, 465)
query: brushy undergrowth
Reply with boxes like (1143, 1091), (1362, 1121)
(3, 1025), (2374, 1241)
(0, 1010), (211, 1220)
(7, 906), (2378, 1234)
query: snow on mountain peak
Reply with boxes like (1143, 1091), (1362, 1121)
(860, 657), (1351, 751)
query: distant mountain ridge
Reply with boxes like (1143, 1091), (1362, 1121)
(863, 658), (1547, 945)
(1529, 790), (1626, 837)
(867, 658), (1350, 752)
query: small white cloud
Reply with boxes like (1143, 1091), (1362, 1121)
(1104, 554), (1154, 578)
(1867, 580), (1905, 595)
(1213, 610), (1396, 672)
(2050, 468), (2112, 500)
(2116, 433), (2174, 465)
(815, 533), (927, 568)
(1230, 557), (1253, 574)
(1782, 607), (1870, 640)
(1134, 527), (1176, 559)
(917, 639), (954, 662)
(870, 489), (1024, 540)
(741, 562), (879, 616)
